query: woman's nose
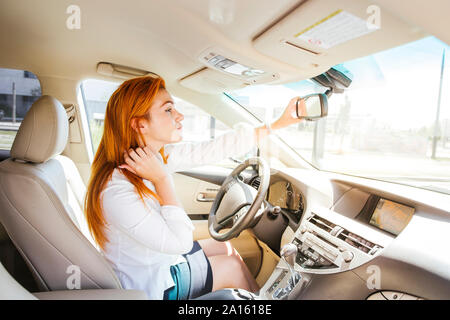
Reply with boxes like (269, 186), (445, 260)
(175, 109), (184, 121)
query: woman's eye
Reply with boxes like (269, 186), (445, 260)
(165, 108), (172, 113)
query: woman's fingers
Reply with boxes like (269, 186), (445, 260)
(127, 148), (141, 163)
(273, 97), (306, 129)
(289, 97), (306, 119)
(122, 147), (154, 174)
(288, 96), (300, 110)
(296, 98), (306, 117)
(120, 146), (168, 182)
(290, 96), (301, 105)
(122, 151), (138, 174)
(123, 151), (136, 166)
(119, 164), (137, 175)
(135, 147), (147, 158)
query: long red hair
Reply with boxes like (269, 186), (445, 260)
(84, 75), (168, 250)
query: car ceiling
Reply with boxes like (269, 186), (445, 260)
(0, 0), (449, 94)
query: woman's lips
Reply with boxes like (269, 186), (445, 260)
(176, 124), (183, 130)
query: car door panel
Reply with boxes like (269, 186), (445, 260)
(172, 171), (221, 216)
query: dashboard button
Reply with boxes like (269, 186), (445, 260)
(342, 250), (354, 262)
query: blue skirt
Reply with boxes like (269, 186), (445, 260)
(163, 241), (213, 300)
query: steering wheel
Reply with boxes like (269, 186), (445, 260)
(208, 157), (270, 241)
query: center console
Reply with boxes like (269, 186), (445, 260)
(260, 205), (395, 300)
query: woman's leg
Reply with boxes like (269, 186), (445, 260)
(207, 255), (259, 292)
(197, 238), (260, 293)
(197, 238), (238, 257)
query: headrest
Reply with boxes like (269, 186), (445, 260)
(11, 95), (69, 163)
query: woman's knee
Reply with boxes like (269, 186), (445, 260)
(226, 253), (244, 269)
(199, 238), (239, 258)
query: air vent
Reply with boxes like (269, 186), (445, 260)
(338, 230), (382, 255)
(308, 215), (337, 233)
(250, 177), (260, 190)
(308, 214), (383, 255)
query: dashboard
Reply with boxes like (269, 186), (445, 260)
(257, 168), (450, 300)
(266, 177), (415, 237)
(181, 164), (450, 299)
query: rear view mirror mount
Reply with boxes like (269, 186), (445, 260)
(311, 65), (353, 97)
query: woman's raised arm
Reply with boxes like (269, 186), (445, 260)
(164, 96), (306, 173)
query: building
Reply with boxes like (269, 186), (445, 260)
(0, 68), (41, 122)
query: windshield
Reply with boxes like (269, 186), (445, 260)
(227, 36), (450, 195)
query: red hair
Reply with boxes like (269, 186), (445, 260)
(84, 75), (168, 250)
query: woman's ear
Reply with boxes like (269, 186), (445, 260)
(130, 117), (146, 134)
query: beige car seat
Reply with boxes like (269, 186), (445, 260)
(0, 95), (121, 292)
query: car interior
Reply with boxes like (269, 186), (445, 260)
(0, 0), (449, 300)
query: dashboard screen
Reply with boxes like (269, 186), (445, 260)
(369, 198), (414, 235)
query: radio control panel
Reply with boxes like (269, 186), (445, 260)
(289, 208), (392, 274)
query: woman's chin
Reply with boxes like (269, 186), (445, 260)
(170, 131), (183, 143)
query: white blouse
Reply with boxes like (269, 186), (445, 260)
(100, 122), (257, 299)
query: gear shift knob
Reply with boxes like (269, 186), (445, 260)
(274, 244), (302, 299)
(280, 243), (301, 293)
(281, 243), (298, 267)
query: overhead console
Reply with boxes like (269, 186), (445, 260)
(179, 47), (280, 94)
(252, 0), (425, 70)
(179, 67), (248, 94)
(197, 49), (279, 85)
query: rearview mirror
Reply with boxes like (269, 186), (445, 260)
(296, 93), (328, 120)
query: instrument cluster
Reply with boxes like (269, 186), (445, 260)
(267, 179), (305, 224)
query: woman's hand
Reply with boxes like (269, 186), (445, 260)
(272, 97), (306, 130)
(119, 146), (168, 184)
(254, 97), (307, 142)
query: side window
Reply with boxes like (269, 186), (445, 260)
(80, 79), (235, 166)
(172, 96), (230, 141)
(80, 79), (119, 153)
(0, 68), (41, 150)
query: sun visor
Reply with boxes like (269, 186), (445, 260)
(253, 0), (426, 70)
(96, 62), (158, 79)
(179, 68), (250, 94)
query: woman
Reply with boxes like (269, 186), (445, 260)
(84, 75), (306, 300)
